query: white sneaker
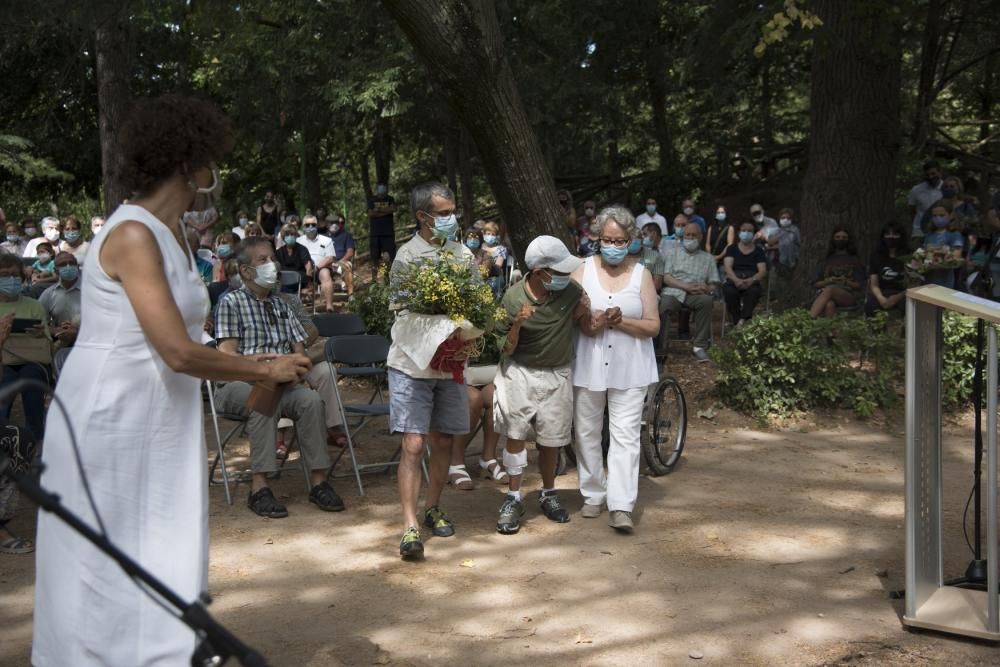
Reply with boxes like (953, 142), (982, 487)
(608, 510), (634, 532)
(580, 503), (603, 518)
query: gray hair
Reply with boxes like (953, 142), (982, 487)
(595, 206), (637, 239)
(410, 181), (455, 216)
(40, 216), (60, 230)
(302, 214), (317, 226)
(236, 236), (273, 268)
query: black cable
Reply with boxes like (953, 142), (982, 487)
(961, 481), (975, 555)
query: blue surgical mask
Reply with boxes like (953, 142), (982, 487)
(465, 238), (481, 250)
(64, 231), (81, 243)
(600, 244), (628, 265)
(738, 231), (754, 243)
(304, 226), (318, 236)
(238, 217), (248, 227)
(5, 234), (19, 243)
(627, 238), (642, 254)
(283, 235), (297, 246)
(0, 276), (22, 297)
(58, 265), (79, 282)
(715, 213), (727, 222)
(642, 237), (654, 248)
(646, 204), (656, 215)
(483, 234), (498, 246)
(542, 272), (571, 291)
(217, 244), (232, 258)
(429, 213), (459, 240)
(933, 215), (950, 228)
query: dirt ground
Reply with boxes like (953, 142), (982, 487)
(2, 352), (1000, 666)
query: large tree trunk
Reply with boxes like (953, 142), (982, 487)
(374, 112), (392, 186)
(381, 0), (569, 257)
(95, 1), (131, 215)
(912, 0), (944, 153)
(459, 127), (476, 223)
(644, 39), (675, 173)
(798, 1), (903, 295)
(301, 120), (323, 213)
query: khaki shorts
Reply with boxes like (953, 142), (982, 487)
(493, 359), (572, 447)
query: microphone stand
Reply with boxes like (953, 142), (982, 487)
(0, 453), (270, 667)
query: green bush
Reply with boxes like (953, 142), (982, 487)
(941, 312), (982, 407)
(348, 274), (393, 339)
(712, 309), (901, 421)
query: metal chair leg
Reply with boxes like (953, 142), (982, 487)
(206, 381), (232, 505)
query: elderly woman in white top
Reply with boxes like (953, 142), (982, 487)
(571, 206), (660, 533)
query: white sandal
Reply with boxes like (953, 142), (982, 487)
(479, 458), (509, 483)
(448, 464), (474, 490)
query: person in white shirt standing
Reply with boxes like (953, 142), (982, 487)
(635, 197), (668, 236)
(907, 160), (942, 248)
(387, 182), (473, 560)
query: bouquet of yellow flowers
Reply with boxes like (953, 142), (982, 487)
(389, 251), (508, 380)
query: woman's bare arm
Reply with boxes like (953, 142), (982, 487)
(101, 221), (308, 383)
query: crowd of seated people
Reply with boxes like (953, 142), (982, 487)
(0, 173), (995, 540)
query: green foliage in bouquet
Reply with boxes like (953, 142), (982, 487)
(388, 251), (508, 333)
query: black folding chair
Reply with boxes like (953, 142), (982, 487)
(324, 334), (428, 495)
(312, 312), (365, 337)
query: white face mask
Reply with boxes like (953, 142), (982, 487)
(330, 224), (341, 233)
(43, 228), (60, 242)
(683, 207), (694, 216)
(682, 239), (700, 253)
(251, 261), (278, 288)
(779, 218), (792, 228)
(37, 252), (53, 263)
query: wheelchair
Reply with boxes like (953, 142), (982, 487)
(560, 373), (687, 476)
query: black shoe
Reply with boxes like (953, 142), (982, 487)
(539, 491), (570, 523)
(423, 505), (455, 537)
(248, 487), (288, 518)
(399, 527), (424, 560)
(496, 495), (525, 535)
(309, 481), (345, 512)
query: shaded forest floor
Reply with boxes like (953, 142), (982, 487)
(2, 352), (999, 666)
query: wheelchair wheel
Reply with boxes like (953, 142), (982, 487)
(642, 376), (687, 475)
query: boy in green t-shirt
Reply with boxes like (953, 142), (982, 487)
(492, 236), (591, 534)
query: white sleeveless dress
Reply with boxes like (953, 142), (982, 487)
(33, 205), (210, 666)
(572, 257), (659, 390)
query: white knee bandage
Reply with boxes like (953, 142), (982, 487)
(502, 449), (528, 477)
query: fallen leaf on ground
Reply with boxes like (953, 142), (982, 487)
(574, 631), (593, 644)
(460, 559), (475, 568)
(264, 538), (273, 545)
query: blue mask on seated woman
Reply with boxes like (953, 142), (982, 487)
(0, 276), (22, 297)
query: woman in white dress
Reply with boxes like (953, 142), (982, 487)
(571, 206), (660, 534)
(32, 95), (310, 667)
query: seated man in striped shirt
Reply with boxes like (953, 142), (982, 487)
(214, 237), (345, 518)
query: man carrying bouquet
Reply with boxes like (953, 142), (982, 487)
(387, 182), (475, 559)
(492, 236), (592, 534)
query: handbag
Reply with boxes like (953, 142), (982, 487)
(0, 423), (36, 476)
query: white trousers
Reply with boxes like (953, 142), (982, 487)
(573, 386), (646, 512)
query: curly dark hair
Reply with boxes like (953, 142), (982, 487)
(118, 94), (233, 195)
